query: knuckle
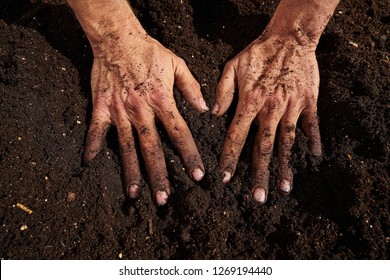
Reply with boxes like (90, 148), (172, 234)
(172, 129), (190, 147)
(124, 97), (136, 110)
(242, 91), (260, 113)
(158, 97), (176, 114)
(262, 127), (273, 138)
(126, 108), (142, 124)
(279, 137), (294, 159)
(258, 141), (274, 157)
(125, 98), (153, 123)
(138, 125), (152, 137)
(281, 124), (296, 146)
(281, 134), (295, 147)
(267, 96), (283, 112)
(227, 130), (244, 146)
(190, 79), (201, 92)
(149, 87), (164, 102)
(120, 139), (135, 155)
(242, 91), (257, 104)
(142, 140), (163, 158)
(124, 96), (141, 115)
(284, 123), (296, 133)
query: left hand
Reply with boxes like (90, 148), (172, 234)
(84, 32), (208, 206)
(213, 33), (322, 204)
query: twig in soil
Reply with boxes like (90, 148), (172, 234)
(349, 41), (359, 48)
(16, 203), (33, 214)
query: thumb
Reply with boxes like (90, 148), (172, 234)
(174, 57), (209, 113)
(213, 60), (236, 116)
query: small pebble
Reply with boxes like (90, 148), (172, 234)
(66, 192), (76, 203)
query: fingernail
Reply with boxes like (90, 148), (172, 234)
(212, 104), (219, 115)
(222, 171), (232, 184)
(155, 191), (169, 206)
(253, 188), (266, 204)
(127, 184), (139, 198)
(192, 168), (204, 181)
(199, 98), (209, 111)
(280, 179), (291, 193)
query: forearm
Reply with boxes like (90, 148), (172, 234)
(66, 0), (145, 47)
(266, 0), (340, 45)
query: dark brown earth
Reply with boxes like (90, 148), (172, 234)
(0, 0), (389, 259)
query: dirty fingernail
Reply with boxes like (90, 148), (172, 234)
(253, 188), (266, 204)
(222, 171), (232, 184)
(192, 168), (204, 181)
(280, 179), (291, 193)
(212, 104), (219, 115)
(127, 184), (139, 198)
(199, 98), (209, 111)
(155, 191), (169, 206)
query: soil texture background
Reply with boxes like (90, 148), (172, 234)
(0, 0), (389, 259)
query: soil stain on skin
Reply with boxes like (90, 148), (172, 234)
(1, 0), (389, 259)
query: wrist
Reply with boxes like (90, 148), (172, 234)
(264, 0), (340, 47)
(67, 0), (146, 50)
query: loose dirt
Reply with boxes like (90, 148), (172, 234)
(1, 0), (389, 259)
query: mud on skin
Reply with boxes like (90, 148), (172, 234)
(0, 0), (389, 259)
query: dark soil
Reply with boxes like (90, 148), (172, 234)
(1, 0), (389, 259)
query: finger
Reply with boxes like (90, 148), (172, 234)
(219, 94), (258, 184)
(116, 114), (142, 199)
(156, 103), (205, 181)
(174, 57), (209, 112)
(277, 111), (300, 194)
(213, 60), (236, 116)
(135, 116), (170, 206)
(84, 110), (111, 163)
(251, 115), (279, 204)
(301, 107), (322, 156)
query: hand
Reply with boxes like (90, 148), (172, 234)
(84, 31), (208, 205)
(213, 33), (322, 204)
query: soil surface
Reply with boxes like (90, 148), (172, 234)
(1, 0), (389, 259)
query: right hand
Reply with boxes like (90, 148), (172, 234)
(214, 33), (322, 204)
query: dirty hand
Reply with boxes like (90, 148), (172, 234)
(213, 34), (320, 204)
(67, 0), (208, 205)
(213, 0), (340, 204)
(86, 34), (208, 206)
